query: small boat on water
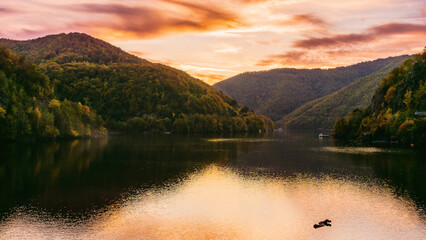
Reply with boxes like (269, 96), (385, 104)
(319, 133), (330, 138)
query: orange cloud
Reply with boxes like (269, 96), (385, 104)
(282, 14), (328, 26)
(191, 73), (228, 85)
(70, 2), (242, 39)
(256, 50), (336, 68)
(257, 51), (307, 66)
(294, 22), (426, 48)
(236, 0), (272, 3)
(127, 51), (146, 57)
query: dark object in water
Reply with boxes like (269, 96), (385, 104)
(313, 219), (332, 229)
(313, 224), (322, 229)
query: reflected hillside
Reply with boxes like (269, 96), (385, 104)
(0, 138), (109, 217)
(355, 151), (425, 213)
(0, 134), (258, 219)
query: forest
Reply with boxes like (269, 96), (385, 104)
(333, 50), (426, 145)
(215, 56), (409, 121)
(0, 46), (106, 140)
(39, 61), (273, 133)
(279, 56), (409, 129)
(0, 33), (273, 139)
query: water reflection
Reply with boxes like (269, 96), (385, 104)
(0, 138), (109, 215)
(206, 138), (280, 143)
(1, 165), (424, 240)
(0, 134), (245, 218)
(0, 131), (425, 239)
(318, 146), (392, 154)
(348, 149), (426, 213)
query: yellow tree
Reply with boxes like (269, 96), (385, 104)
(34, 107), (42, 130)
(0, 107), (6, 118)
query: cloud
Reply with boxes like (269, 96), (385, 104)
(70, 1), (242, 39)
(236, 0), (273, 3)
(371, 22), (426, 35)
(256, 48), (387, 68)
(255, 39), (281, 45)
(257, 25), (425, 68)
(127, 51), (146, 57)
(294, 22), (426, 48)
(0, 7), (18, 14)
(282, 14), (328, 26)
(419, 8), (426, 17)
(257, 51), (312, 66)
(190, 73), (228, 84)
(174, 62), (238, 84)
(164, 0), (237, 21)
(214, 45), (241, 53)
(178, 64), (239, 73)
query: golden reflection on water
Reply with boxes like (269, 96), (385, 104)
(1, 165), (425, 240)
(318, 146), (391, 154)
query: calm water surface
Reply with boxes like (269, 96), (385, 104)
(0, 131), (425, 239)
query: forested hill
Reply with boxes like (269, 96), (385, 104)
(278, 55), (409, 129)
(214, 56), (410, 121)
(0, 32), (146, 65)
(0, 46), (106, 140)
(333, 50), (426, 145)
(0, 33), (273, 133)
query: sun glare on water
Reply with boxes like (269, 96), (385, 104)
(2, 165), (423, 240)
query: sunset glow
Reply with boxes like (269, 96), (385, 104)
(1, 0), (425, 84)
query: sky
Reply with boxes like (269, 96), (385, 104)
(1, 0), (425, 84)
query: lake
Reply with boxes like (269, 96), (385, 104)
(0, 130), (424, 240)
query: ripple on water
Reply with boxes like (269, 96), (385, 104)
(317, 146), (394, 154)
(0, 165), (424, 240)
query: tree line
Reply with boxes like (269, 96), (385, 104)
(333, 50), (426, 146)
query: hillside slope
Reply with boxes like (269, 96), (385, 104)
(214, 56), (410, 121)
(333, 50), (426, 145)
(0, 46), (105, 140)
(278, 55), (409, 129)
(0, 33), (273, 133)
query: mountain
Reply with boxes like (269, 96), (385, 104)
(333, 50), (426, 145)
(0, 33), (273, 133)
(0, 46), (105, 140)
(214, 56), (410, 121)
(278, 55), (409, 129)
(0, 32), (146, 65)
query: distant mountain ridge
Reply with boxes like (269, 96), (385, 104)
(278, 55), (410, 129)
(214, 56), (411, 122)
(0, 33), (273, 133)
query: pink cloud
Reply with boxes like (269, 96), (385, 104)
(257, 51), (308, 66)
(294, 22), (426, 48)
(69, 2), (242, 38)
(282, 14), (328, 26)
(0, 7), (19, 14)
